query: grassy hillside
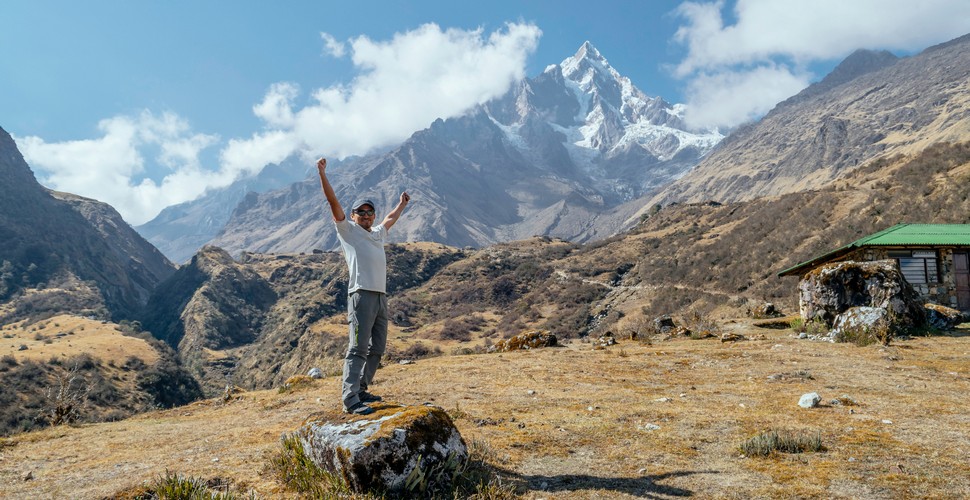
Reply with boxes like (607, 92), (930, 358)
(0, 314), (200, 436)
(2, 322), (968, 498)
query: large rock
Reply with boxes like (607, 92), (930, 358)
(830, 306), (892, 344)
(298, 404), (467, 494)
(798, 260), (926, 334)
(923, 303), (964, 331)
(490, 330), (558, 352)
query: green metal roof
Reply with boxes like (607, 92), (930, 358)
(778, 223), (970, 277)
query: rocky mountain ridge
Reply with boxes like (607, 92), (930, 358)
(648, 33), (970, 210)
(192, 42), (722, 255)
(0, 127), (175, 319)
(134, 159), (317, 264)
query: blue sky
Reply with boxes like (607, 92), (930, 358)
(3, 1), (970, 224)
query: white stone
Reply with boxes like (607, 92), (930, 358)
(799, 392), (821, 408)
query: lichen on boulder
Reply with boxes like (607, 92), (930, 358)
(297, 404), (467, 495)
(923, 303), (964, 331)
(830, 306), (892, 344)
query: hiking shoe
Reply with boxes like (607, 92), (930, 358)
(359, 391), (383, 403)
(344, 402), (374, 415)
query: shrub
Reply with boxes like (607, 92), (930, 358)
(386, 342), (443, 362)
(42, 362), (92, 427)
(0, 355), (16, 368)
(122, 470), (240, 499)
(439, 314), (487, 341)
(836, 322), (891, 346)
(267, 434), (351, 497)
(790, 318), (828, 335)
(740, 430), (824, 457)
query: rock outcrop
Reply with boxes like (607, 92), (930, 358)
(798, 260), (927, 337)
(298, 404), (467, 495)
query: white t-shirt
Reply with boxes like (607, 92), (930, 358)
(335, 219), (388, 294)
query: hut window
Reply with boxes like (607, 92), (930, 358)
(889, 250), (939, 284)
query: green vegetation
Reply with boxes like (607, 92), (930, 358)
(267, 434), (352, 498)
(835, 322), (891, 346)
(116, 470), (250, 499)
(789, 317), (828, 335)
(740, 430), (824, 457)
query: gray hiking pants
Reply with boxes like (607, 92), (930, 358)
(342, 290), (388, 408)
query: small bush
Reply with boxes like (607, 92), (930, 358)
(122, 470), (241, 499)
(683, 311), (721, 338)
(791, 318), (828, 335)
(740, 430), (824, 457)
(836, 322), (890, 346)
(390, 342), (442, 362)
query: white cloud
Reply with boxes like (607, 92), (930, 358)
(220, 130), (301, 177)
(673, 0), (970, 128)
(252, 82), (299, 128)
(217, 21), (541, 198)
(684, 65), (811, 129)
(320, 32), (347, 58)
(16, 111), (221, 226)
(232, 22), (542, 161)
(16, 22), (541, 226)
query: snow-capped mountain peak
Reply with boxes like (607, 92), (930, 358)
(479, 42), (723, 203)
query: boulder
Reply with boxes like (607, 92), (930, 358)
(593, 332), (617, 348)
(298, 404), (467, 494)
(923, 303), (963, 330)
(798, 260), (926, 335)
(307, 367), (324, 379)
(653, 315), (676, 333)
(490, 330), (557, 352)
(830, 307), (892, 344)
(751, 302), (780, 318)
(798, 392), (821, 408)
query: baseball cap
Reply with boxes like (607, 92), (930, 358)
(352, 198), (376, 211)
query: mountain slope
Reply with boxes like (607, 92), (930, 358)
(135, 160), (314, 264)
(0, 127), (175, 319)
(649, 33), (970, 208)
(204, 42), (721, 254)
(140, 243), (466, 396)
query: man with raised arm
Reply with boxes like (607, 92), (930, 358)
(316, 157), (410, 415)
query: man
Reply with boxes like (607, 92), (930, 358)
(316, 158), (410, 415)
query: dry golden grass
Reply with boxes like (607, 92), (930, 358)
(0, 314), (159, 365)
(1, 322), (968, 499)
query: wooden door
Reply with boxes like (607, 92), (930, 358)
(955, 252), (970, 311)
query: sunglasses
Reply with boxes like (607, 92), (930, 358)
(354, 209), (375, 216)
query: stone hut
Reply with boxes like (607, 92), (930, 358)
(779, 224), (970, 311)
